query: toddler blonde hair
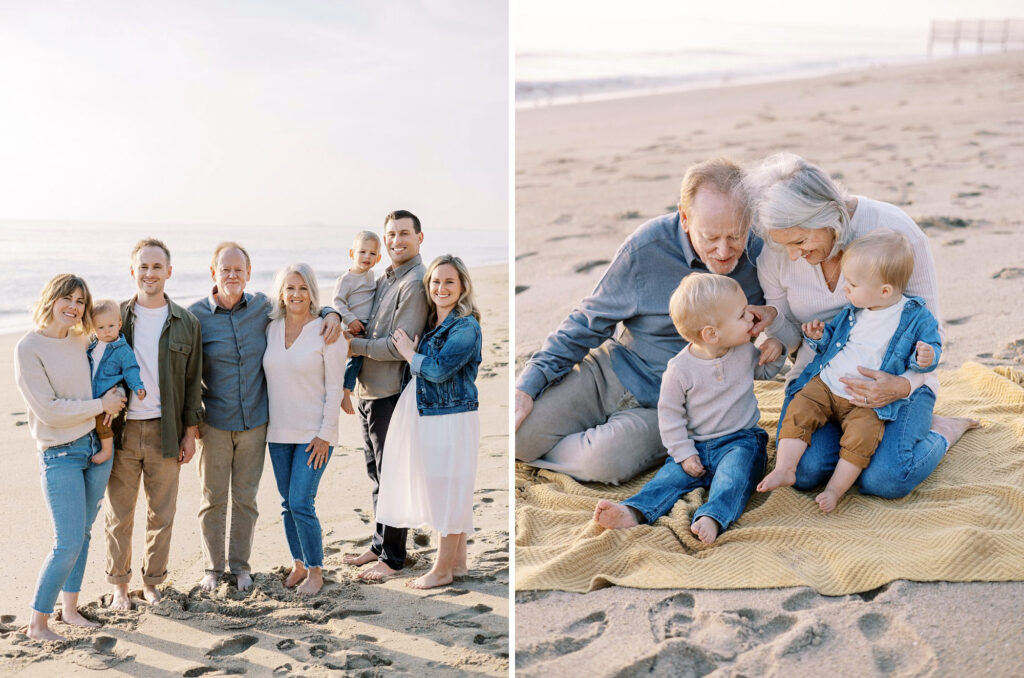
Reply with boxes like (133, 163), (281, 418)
(669, 273), (742, 343)
(91, 299), (121, 321)
(352, 230), (381, 250)
(841, 229), (914, 292)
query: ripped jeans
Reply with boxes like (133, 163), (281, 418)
(32, 431), (112, 614)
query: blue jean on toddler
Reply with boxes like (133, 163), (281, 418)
(33, 431), (112, 614)
(268, 443), (333, 568)
(343, 356), (362, 392)
(622, 427), (767, 530)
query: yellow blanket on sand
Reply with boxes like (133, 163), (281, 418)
(515, 363), (1024, 595)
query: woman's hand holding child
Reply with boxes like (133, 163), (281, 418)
(391, 328), (420, 363)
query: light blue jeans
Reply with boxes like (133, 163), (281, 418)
(268, 443), (332, 569)
(33, 431), (111, 614)
(781, 385), (948, 498)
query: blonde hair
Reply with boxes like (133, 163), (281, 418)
(352, 230), (381, 250)
(32, 274), (94, 334)
(679, 157), (749, 225)
(746, 153), (853, 257)
(842, 229), (914, 292)
(269, 263), (321, 320)
(210, 241), (251, 269)
(669, 273), (742, 343)
(131, 238), (171, 265)
(424, 255), (480, 327)
(91, 299), (121, 321)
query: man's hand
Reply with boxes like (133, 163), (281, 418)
(320, 313), (343, 344)
(758, 338), (784, 366)
(178, 426), (198, 465)
(514, 389), (534, 432)
(802, 319), (825, 340)
(681, 456), (706, 478)
(840, 366), (911, 409)
(915, 341), (935, 369)
(747, 305), (778, 337)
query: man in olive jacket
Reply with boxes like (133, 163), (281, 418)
(105, 238), (203, 610)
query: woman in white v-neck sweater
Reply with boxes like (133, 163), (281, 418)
(747, 153), (978, 499)
(263, 264), (346, 595)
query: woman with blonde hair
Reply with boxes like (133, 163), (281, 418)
(376, 254), (483, 589)
(14, 274), (126, 640)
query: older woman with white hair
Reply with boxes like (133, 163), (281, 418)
(263, 263), (347, 595)
(748, 153), (978, 500)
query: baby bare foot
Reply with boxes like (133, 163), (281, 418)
(284, 565), (307, 588)
(357, 561), (399, 582)
(198, 573), (219, 592)
(109, 585), (133, 611)
(816, 489), (840, 513)
(932, 415), (981, 447)
(690, 516), (720, 544)
(142, 585), (162, 605)
(343, 550), (377, 566)
(593, 500), (640, 530)
(756, 467), (796, 492)
(296, 571), (324, 596)
(60, 608), (99, 628)
(235, 572), (253, 592)
(407, 571), (453, 589)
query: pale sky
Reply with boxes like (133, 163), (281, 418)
(0, 1), (508, 230)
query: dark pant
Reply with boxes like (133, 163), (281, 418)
(623, 427), (768, 531)
(358, 394), (406, 569)
(343, 356), (363, 392)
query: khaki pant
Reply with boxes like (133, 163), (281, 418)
(515, 345), (665, 484)
(105, 418), (181, 585)
(195, 423), (267, 574)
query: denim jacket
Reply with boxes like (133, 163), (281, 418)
(786, 296), (941, 421)
(408, 313), (482, 415)
(88, 334), (145, 397)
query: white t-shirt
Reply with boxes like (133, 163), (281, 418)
(126, 303), (168, 420)
(821, 297), (909, 399)
(90, 341), (109, 379)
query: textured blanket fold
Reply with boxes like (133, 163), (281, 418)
(515, 363), (1024, 594)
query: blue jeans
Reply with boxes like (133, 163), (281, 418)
(344, 356), (362, 392)
(268, 442), (332, 568)
(623, 427), (768, 530)
(33, 431), (112, 614)
(780, 385), (947, 499)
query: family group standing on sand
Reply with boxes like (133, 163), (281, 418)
(516, 153), (979, 544)
(14, 210), (484, 641)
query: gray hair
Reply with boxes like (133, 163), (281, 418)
(745, 153), (853, 257)
(270, 262), (320, 320)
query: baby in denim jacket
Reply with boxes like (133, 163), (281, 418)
(88, 300), (146, 464)
(757, 230), (941, 512)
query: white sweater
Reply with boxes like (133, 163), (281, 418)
(263, 317), (348, 445)
(758, 196), (942, 395)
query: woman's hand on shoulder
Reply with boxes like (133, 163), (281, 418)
(391, 328), (419, 363)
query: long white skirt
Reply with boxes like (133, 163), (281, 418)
(376, 378), (480, 536)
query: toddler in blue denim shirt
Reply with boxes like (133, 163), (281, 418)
(87, 300), (146, 464)
(757, 230), (941, 513)
(593, 273), (785, 544)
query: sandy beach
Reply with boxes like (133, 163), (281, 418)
(515, 52), (1024, 676)
(0, 264), (509, 676)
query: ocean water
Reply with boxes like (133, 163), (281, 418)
(516, 20), (995, 107)
(0, 221), (507, 334)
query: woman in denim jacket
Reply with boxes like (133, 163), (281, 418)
(376, 254), (482, 589)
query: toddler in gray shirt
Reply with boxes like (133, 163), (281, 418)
(332, 230), (381, 414)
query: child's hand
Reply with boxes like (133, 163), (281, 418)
(90, 448), (112, 465)
(915, 341), (935, 368)
(681, 456), (706, 478)
(802, 319), (825, 340)
(137, 388), (147, 400)
(758, 338), (784, 365)
(348, 319), (365, 335)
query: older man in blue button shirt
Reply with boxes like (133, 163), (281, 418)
(515, 158), (777, 484)
(189, 242), (342, 592)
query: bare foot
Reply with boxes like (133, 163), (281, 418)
(341, 391), (355, 415)
(198, 572), (219, 592)
(932, 415), (981, 448)
(296, 570), (324, 595)
(593, 499), (640, 530)
(109, 585), (133, 611)
(357, 561), (399, 582)
(142, 585), (162, 605)
(343, 549), (377, 566)
(815, 488), (841, 513)
(60, 608), (99, 628)
(27, 624), (65, 642)
(407, 570), (454, 589)
(235, 572), (253, 592)
(452, 567), (469, 577)
(284, 564), (307, 588)
(690, 516), (720, 544)
(756, 466), (796, 492)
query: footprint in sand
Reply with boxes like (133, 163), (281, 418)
(648, 592), (695, 642)
(516, 610), (608, 670)
(856, 611), (936, 676)
(781, 590), (819, 612)
(992, 267), (1024, 280)
(440, 603), (493, 629)
(574, 260), (610, 274)
(611, 639), (717, 678)
(205, 633), (258, 657)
